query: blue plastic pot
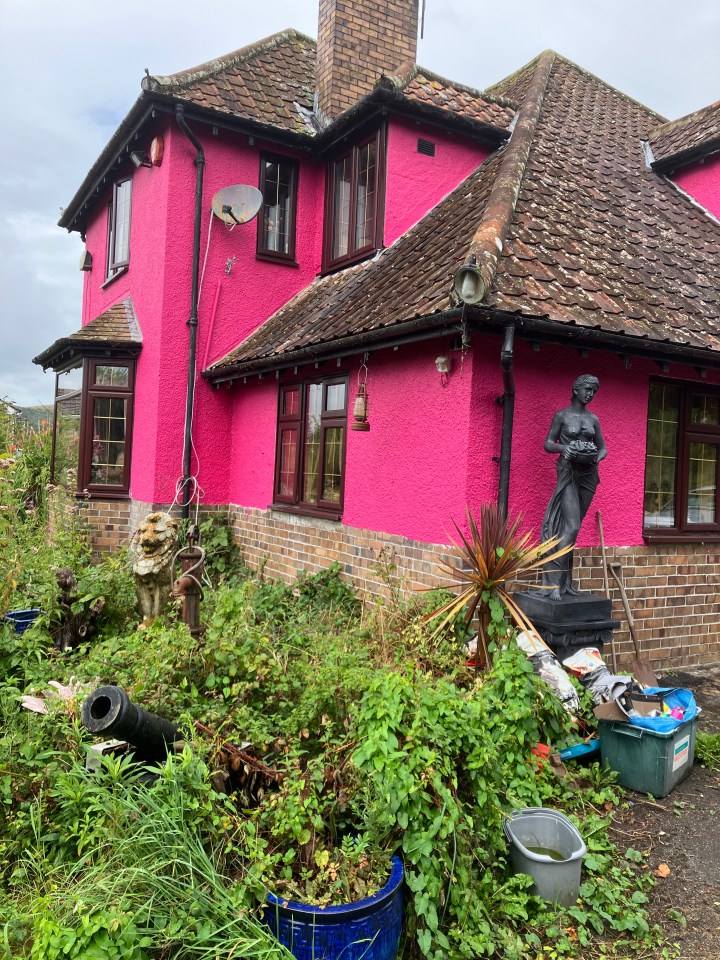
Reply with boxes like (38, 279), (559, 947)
(264, 855), (403, 960)
(3, 609), (42, 634)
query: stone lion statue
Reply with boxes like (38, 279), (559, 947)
(130, 512), (180, 620)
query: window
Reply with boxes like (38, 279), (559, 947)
(51, 358), (135, 496)
(274, 376), (348, 517)
(257, 154), (298, 263)
(323, 128), (385, 271)
(643, 380), (720, 538)
(106, 178), (132, 278)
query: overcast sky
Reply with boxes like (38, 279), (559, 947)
(1, 0), (718, 407)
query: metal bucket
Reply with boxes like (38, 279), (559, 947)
(503, 807), (586, 907)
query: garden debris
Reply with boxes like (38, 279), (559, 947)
(654, 862), (671, 878)
(516, 630), (579, 714)
(21, 677), (93, 716)
(563, 647), (632, 705)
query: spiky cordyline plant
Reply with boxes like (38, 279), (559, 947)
(427, 503), (573, 669)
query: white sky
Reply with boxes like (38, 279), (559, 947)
(1, 0), (718, 406)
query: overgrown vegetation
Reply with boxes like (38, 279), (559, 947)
(0, 406), (677, 958)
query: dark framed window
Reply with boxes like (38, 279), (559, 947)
(323, 127), (385, 272)
(643, 379), (720, 540)
(106, 178), (132, 279)
(274, 376), (348, 518)
(51, 357), (135, 497)
(257, 154), (298, 264)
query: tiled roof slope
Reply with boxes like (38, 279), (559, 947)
(33, 298), (142, 369)
(648, 99), (720, 170)
(207, 52), (720, 377)
(144, 30), (317, 135)
(397, 68), (516, 130)
(145, 33), (515, 136)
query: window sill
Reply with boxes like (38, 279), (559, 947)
(271, 503), (342, 523)
(256, 252), (299, 268)
(76, 489), (131, 501)
(643, 529), (720, 544)
(101, 266), (129, 289)
(322, 246), (378, 276)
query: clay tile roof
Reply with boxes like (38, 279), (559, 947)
(648, 99), (720, 171)
(397, 67), (516, 131)
(33, 298), (142, 370)
(145, 30), (317, 135)
(206, 52), (720, 378)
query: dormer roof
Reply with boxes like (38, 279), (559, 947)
(648, 99), (720, 172)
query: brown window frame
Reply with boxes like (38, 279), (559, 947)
(322, 126), (386, 273)
(51, 356), (135, 499)
(256, 153), (299, 265)
(643, 378), (720, 542)
(106, 177), (132, 280)
(273, 374), (349, 520)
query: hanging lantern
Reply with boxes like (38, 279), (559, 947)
(351, 357), (371, 433)
(351, 382), (370, 431)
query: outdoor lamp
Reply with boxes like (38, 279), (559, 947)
(453, 257), (485, 305)
(351, 382), (370, 431)
(130, 150), (152, 169)
(435, 355), (452, 387)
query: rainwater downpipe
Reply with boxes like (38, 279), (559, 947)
(176, 105), (205, 520)
(497, 323), (515, 521)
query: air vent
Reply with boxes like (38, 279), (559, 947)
(417, 138), (436, 157)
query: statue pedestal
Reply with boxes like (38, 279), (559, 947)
(513, 592), (620, 664)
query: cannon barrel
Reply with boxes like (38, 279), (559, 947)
(82, 685), (181, 763)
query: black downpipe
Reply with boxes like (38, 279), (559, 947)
(497, 323), (515, 521)
(176, 105), (205, 520)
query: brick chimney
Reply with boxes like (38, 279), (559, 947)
(315, 0), (420, 120)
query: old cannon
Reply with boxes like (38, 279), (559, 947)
(81, 685), (182, 765)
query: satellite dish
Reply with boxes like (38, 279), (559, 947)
(211, 185), (263, 226)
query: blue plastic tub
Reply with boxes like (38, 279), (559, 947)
(264, 855), (403, 960)
(3, 609), (42, 634)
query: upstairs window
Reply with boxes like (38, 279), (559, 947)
(323, 128), (385, 272)
(274, 376), (348, 518)
(106, 178), (132, 279)
(643, 380), (720, 539)
(257, 154), (298, 264)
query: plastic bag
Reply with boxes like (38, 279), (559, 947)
(563, 647), (632, 705)
(627, 687), (698, 733)
(515, 632), (580, 714)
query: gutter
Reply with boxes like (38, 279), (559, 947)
(176, 105), (205, 520)
(203, 310), (464, 384)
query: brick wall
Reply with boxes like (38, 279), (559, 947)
(228, 505), (720, 670)
(316, 0), (419, 118)
(48, 491), (720, 669)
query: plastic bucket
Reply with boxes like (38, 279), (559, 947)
(3, 609), (42, 635)
(264, 855), (403, 960)
(503, 808), (586, 907)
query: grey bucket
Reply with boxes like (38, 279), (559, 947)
(503, 807), (586, 907)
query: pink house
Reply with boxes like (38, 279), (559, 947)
(34, 0), (720, 668)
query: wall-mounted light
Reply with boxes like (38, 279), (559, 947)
(79, 248), (93, 272)
(130, 150), (152, 169)
(351, 355), (370, 431)
(452, 254), (485, 305)
(435, 354), (452, 387)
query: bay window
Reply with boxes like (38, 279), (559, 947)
(274, 376), (348, 518)
(51, 357), (135, 497)
(643, 380), (720, 538)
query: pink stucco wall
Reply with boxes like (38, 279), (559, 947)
(672, 153), (720, 219)
(384, 118), (490, 245)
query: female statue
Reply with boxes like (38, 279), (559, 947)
(541, 374), (607, 600)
